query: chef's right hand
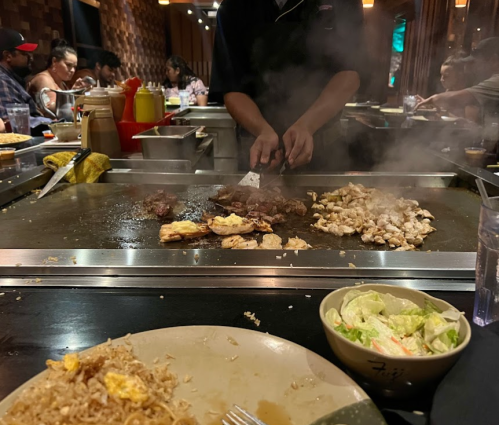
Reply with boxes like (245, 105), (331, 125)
(250, 129), (283, 170)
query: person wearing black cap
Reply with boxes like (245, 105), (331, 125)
(417, 37), (499, 120)
(0, 28), (40, 120)
(209, 0), (363, 171)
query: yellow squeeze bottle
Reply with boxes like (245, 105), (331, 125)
(134, 83), (156, 123)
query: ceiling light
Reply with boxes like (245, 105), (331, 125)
(198, 18), (203, 23)
(455, 0), (467, 7)
(477, 28), (481, 31)
(187, 9), (193, 14)
(205, 25), (210, 30)
(158, 0), (169, 4)
(362, 0), (374, 8)
(213, 1), (220, 8)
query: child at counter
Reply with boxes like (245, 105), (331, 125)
(163, 55), (208, 106)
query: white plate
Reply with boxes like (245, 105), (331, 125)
(380, 108), (404, 115)
(166, 101), (195, 106)
(0, 326), (385, 425)
(41, 137), (81, 148)
(411, 115), (429, 122)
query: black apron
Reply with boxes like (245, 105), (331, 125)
(238, 1), (350, 172)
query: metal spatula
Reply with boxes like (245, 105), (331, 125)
(237, 164), (264, 188)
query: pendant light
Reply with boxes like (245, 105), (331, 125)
(158, 0), (169, 5)
(455, 0), (467, 7)
(363, 0), (374, 8)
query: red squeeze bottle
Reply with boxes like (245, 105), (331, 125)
(121, 77), (142, 122)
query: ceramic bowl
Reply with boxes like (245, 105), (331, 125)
(319, 284), (471, 398)
(48, 123), (81, 142)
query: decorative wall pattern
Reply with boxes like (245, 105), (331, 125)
(0, 0), (65, 73)
(99, 0), (168, 83)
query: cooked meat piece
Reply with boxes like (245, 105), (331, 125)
(212, 185), (307, 218)
(250, 219), (273, 233)
(280, 199), (307, 216)
(159, 221), (211, 242)
(221, 235), (258, 249)
(223, 205), (248, 216)
(284, 237), (310, 250)
(143, 190), (178, 218)
(208, 214), (255, 235)
(267, 213), (286, 224)
(259, 234), (283, 249)
(201, 211), (216, 222)
(422, 209), (435, 220)
(221, 235), (245, 249)
(246, 211), (285, 225)
(234, 240), (259, 249)
(311, 183), (435, 250)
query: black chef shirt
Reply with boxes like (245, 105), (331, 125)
(209, 0), (364, 137)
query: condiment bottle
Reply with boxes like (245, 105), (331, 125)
(148, 83), (164, 122)
(157, 82), (166, 117)
(121, 77), (142, 122)
(107, 85), (126, 123)
(134, 83), (155, 123)
(81, 108), (122, 158)
(73, 81), (112, 123)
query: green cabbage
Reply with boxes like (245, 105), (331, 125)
(326, 289), (462, 357)
(388, 314), (425, 337)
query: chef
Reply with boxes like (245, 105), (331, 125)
(209, 0), (363, 171)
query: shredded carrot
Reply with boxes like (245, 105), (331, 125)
(334, 321), (342, 326)
(371, 338), (384, 354)
(346, 324), (353, 330)
(391, 336), (413, 356)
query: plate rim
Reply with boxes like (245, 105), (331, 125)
(0, 325), (378, 422)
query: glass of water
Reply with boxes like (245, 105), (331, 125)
(403, 95), (418, 115)
(179, 90), (189, 110)
(6, 103), (30, 135)
(474, 197), (499, 326)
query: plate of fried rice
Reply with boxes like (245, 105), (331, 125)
(0, 326), (386, 425)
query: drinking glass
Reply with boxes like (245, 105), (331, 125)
(6, 104), (30, 135)
(474, 197), (499, 326)
(179, 90), (189, 110)
(403, 95), (417, 115)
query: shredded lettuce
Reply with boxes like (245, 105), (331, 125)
(388, 314), (425, 337)
(381, 292), (419, 316)
(334, 323), (379, 348)
(326, 289), (462, 357)
(424, 299), (443, 314)
(340, 290), (384, 326)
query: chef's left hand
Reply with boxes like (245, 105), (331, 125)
(282, 124), (314, 169)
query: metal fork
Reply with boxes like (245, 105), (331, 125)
(221, 405), (268, 425)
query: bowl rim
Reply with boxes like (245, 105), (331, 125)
(319, 283), (472, 362)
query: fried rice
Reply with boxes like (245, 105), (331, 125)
(0, 344), (196, 425)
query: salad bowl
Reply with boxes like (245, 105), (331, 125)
(319, 284), (471, 398)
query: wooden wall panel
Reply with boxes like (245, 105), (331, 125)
(99, 0), (168, 83)
(181, 18), (193, 62)
(166, 5), (214, 86)
(400, 0), (449, 97)
(0, 0), (65, 74)
(362, 8), (394, 102)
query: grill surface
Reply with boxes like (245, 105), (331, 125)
(0, 183), (480, 252)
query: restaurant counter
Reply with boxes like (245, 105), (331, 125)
(0, 283), (474, 416)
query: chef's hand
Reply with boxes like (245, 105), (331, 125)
(250, 129), (283, 170)
(282, 124), (314, 169)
